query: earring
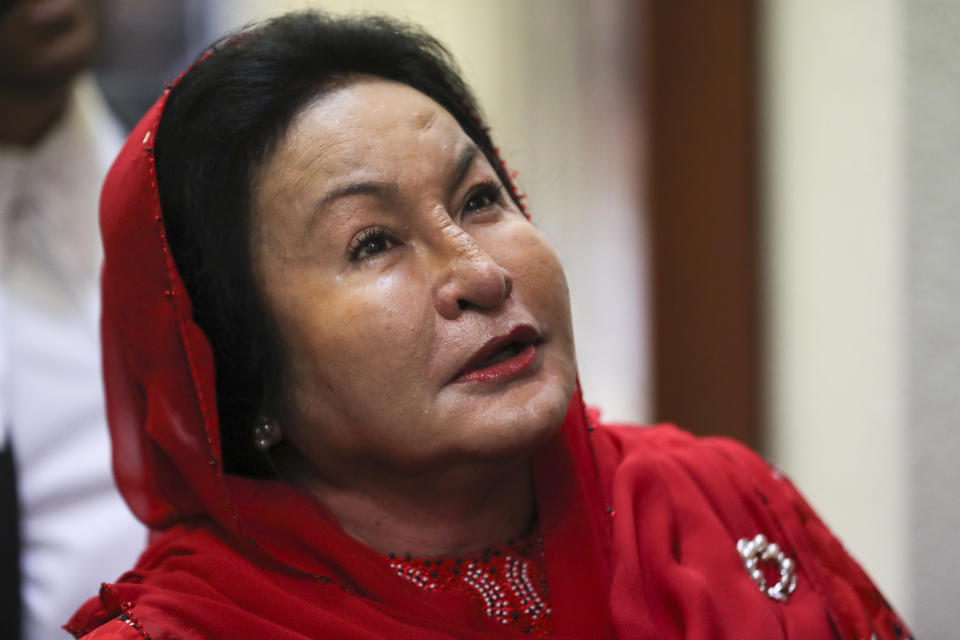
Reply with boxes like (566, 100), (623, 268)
(253, 416), (282, 451)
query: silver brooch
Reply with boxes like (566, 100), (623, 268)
(736, 534), (798, 602)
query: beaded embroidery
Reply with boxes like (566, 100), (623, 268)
(389, 534), (552, 635)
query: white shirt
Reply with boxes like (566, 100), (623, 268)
(0, 76), (146, 640)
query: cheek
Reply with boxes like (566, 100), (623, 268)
(274, 267), (437, 398)
(499, 229), (573, 328)
(277, 270), (444, 459)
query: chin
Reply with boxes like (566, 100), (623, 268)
(458, 372), (575, 462)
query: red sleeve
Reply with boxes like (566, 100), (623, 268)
(707, 436), (913, 640)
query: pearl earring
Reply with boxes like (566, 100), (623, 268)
(253, 416), (282, 451)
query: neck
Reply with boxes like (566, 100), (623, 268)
(0, 87), (70, 147)
(282, 449), (536, 558)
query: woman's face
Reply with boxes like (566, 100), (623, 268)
(252, 77), (576, 481)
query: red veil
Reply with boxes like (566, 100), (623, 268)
(67, 85), (911, 640)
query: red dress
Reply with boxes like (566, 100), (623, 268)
(69, 61), (911, 640)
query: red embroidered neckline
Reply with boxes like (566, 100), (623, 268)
(388, 533), (553, 635)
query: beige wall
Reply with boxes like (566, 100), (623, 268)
(209, 0), (650, 423)
(765, 5), (960, 632)
(904, 2), (960, 635)
(762, 0), (908, 619)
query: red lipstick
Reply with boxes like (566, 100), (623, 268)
(454, 325), (541, 384)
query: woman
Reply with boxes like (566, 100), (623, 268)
(68, 11), (910, 640)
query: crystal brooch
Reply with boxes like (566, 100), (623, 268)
(736, 534), (798, 602)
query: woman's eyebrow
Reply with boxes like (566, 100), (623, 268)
(320, 180), (400, 206)
(450, 145), (479, 192)
(308, 180), (400, 229)
(307, 145), (479, 231)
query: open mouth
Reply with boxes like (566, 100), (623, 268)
(454, 325), (542, 384)
(475, 341), (528, 369)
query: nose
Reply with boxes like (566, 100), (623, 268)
(431, 217), (513, 319)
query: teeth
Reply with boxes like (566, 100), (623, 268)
(478, 342), (523, 369)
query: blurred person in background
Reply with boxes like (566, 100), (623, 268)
(0, 0), (145, 637)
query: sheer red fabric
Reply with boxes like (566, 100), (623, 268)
(67, 86), (911, 640)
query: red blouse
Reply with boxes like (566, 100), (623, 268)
(82, 534), (554, 640)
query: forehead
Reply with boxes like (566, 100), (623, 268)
(267, 77), (468, 180)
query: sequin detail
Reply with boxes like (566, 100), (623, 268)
(389, 535), (552, 635)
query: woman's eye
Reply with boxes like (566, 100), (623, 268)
(463, 182), (503, 214)
(349, 229), (394, 260)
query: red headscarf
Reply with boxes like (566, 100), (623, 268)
(67, 72), (911, 640)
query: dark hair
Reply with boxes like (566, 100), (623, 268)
(154, 11), (519, 476)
